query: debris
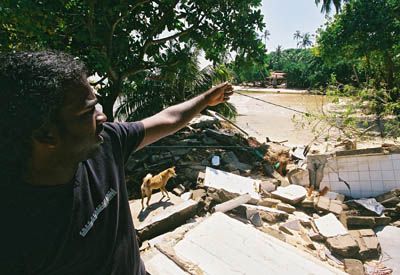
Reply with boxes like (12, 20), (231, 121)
(353, 198), (385, 216)
(272, 185), (307, 205)
(313, 213), (348, 238)
(287, 167), (310, 187)
(344, 259), (364, 275)
(212, 193), (252, 213)
(326, 234), (360, 257)
(349, 229), (380, 260)
(315, 196), (343, 215)
(376, 226), (400, 274)
(204, 167), (260, 201)
(258, 198), (281, 208)
(130, 193), (198, 241)
(211, 155), (220, 166)
(173, 213), (346, 275)
(279, 220), (303, 235)
(346, 216), (376, 228)
(277, 202), (296, 214)
(249, 212), (263, 227)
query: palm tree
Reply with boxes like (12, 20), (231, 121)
(263, 29), (271, 46)
(300, 33), (313, 48)
(314, 0), (349, 14)
(293, 30), (302, 42)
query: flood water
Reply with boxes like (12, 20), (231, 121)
(230, 90), (328, 147)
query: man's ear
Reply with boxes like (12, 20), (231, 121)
(32, 125), (59, 148)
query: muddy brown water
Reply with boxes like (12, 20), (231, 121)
(230, 91), (327, 147)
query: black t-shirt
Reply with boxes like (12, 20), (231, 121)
(0, 122), (145, 275)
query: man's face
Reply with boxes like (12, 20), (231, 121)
(57, 76), (107, 161)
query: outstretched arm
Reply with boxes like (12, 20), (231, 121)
(137, 82), (233, 150)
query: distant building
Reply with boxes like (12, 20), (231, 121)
(267, 71), (287, 88)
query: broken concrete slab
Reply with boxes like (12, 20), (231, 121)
(279, 220), (303, 235)
(130, 192), (198, 241)
(313, 213), (348, 238)
(271, 185), (307, 205)
(173, 212), (346, 274)
(204, 167), (260, 202)
(326, 234), (360, 257)
(141, 247), (188, 275)
(343, 259), (364, 275)
(349, 229), (380, 260)
(375, 226), (400, 274)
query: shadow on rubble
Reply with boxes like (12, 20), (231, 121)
(138, 198), (174, 221)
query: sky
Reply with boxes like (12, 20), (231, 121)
(261, 0), (329, 51)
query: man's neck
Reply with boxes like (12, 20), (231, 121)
(26, 156), (79, 186)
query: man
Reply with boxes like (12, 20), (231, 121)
(0, 51), (233, 274)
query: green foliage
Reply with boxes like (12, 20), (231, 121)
(115, 48), (236, 121)
(1, 0), (264, 120)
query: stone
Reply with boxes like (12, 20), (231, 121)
(374, 216), (392, 226)
(279, 220), (303, 235)
(204, 167), (260, 201)
(277, 202), (296, 214)
(249, 212), (263, 227)
(346, 216), (375, 228)
(344, 259), (364, 275)
(259, 180), (277, 193)
(313, 213), (348, 238)
(329, 200), (344, 215)
(258, 198), (281, 207)
(172, 184), (186, 196)
(293, 211), (312, 227)
(130, 193), (198, 241)
(180, 192), (192, 201)
(308, 228), (324, 242)
(271, 185), (307, 205)
(396, 202), (400, 213)
(259, 226), (286, 242)
(239, 204), (289, 223)
(315, 196), (343, 215)
(197, 171), (205, 185)
(301, 197), (314, 208)
(376, 189), (400, 207)
(326, 234), (360, 257)
(376, 226), (400, 274)
(349, 230), (380, 260)
(191, 189), (206, 201)
(287, 167), (310, 187)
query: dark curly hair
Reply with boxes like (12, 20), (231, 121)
(0, 51), (87, 182)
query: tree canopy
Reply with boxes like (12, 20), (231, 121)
(1, 0), (265, 120)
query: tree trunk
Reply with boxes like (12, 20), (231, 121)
(102, 79), (122, 122)
(384, 51), (394, 89)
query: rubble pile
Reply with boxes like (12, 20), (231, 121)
(127, 114), (400, 274)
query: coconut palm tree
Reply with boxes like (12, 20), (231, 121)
(293, 30), (302, 42)
(263, 29), (271, 46)
(300, 33), (313, 48)
(314, 0), (349, 14)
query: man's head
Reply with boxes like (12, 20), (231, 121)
(0, 51), (106, 182)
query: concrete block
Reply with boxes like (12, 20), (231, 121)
(130, 193), (198, 241)
(326, 234), (360, 257)
(272, 185), (307, 204)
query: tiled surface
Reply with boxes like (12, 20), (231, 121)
(319, 153), (400, 198)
